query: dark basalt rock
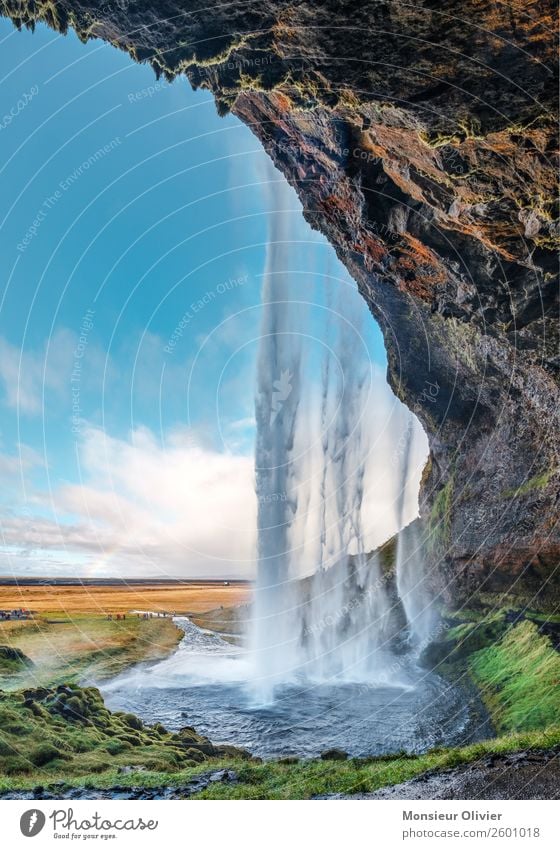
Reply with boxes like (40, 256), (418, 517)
(0, 645), (33, 666)
(1, 0), (557, 607)
(320, 748), (349, 761)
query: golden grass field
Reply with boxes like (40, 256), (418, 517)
(0, 581), (251, 615)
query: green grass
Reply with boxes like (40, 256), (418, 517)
(470, 620), (560, 733)
(421, 611), (508, 669)
(0, 614), (182, 689)
(195, 727), (560, 798)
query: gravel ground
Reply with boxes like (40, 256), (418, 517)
(315, 748), (560, 800)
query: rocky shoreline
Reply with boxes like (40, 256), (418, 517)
(316, 747), (560, 801)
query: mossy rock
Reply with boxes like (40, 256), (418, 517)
(23, 687), (50, 700)
(2, 755), (32, 775)
(118, 733), (143, 747)
(182, 747), (206, 763)
(104, 739), (132, 756)
(122, 712), (143, 731)
(174, 727), (213, 751)
(65, 696), (86, 717)
(30, 742), (61, 766)
(0, 683), (241, 783)
(0, 645), (33, 666)
(320, 748), (349, 761)
(216, 744), (252, 760)
(420, 615), (508, 668)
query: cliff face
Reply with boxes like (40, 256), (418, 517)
(3, 1), (558, 607)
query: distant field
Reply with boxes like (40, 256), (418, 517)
(0, 613), (184, 689)
(0, 580), (251, 615)
(0, 581), (251, 689)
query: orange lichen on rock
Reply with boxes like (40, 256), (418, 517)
(356, 232), (389, 271)
(393, 234), (449, 300)
(271, 91), (292, 112)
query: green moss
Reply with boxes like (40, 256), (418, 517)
(421, 612), (508, 670)
(122, 712), (143, 730)
(501, 469), (556, 499)
(30, 742), (61, 766)
(104, 739), (131, 756)
(377, 533), (397, 575)
(0, 684), (243, 783)
(428, 475), (454, 550)
(0, 727), (560, 799)
(470, 621), (560, 733)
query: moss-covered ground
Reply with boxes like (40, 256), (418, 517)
(0, 688), (557, 798)
(470, 619), (560, 732)
(0, 682), (248, 789)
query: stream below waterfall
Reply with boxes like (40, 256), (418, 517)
(99, 617), (492, 760)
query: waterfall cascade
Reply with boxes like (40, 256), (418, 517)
(251, 197), (436, 703)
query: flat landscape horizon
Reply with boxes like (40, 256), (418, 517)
(0, 580), (251, 615)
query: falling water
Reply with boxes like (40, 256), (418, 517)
(293, 294), (403, 684)
(251, 182), (436, 702)
(395, 416), (438, 648)
(252, 209), (304, 698)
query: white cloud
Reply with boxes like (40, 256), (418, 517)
(2, 425), (257, 578)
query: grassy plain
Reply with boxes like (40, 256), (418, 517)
(0, 581), (250, 688)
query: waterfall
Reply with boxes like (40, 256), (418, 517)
(251, 180), (434, 702)
(395, 417), (438, 648)
(252, 211), (304, 699)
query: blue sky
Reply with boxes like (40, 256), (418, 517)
(0, 19), (423, 578)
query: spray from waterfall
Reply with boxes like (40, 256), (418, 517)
(251, 174), (435, 702)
